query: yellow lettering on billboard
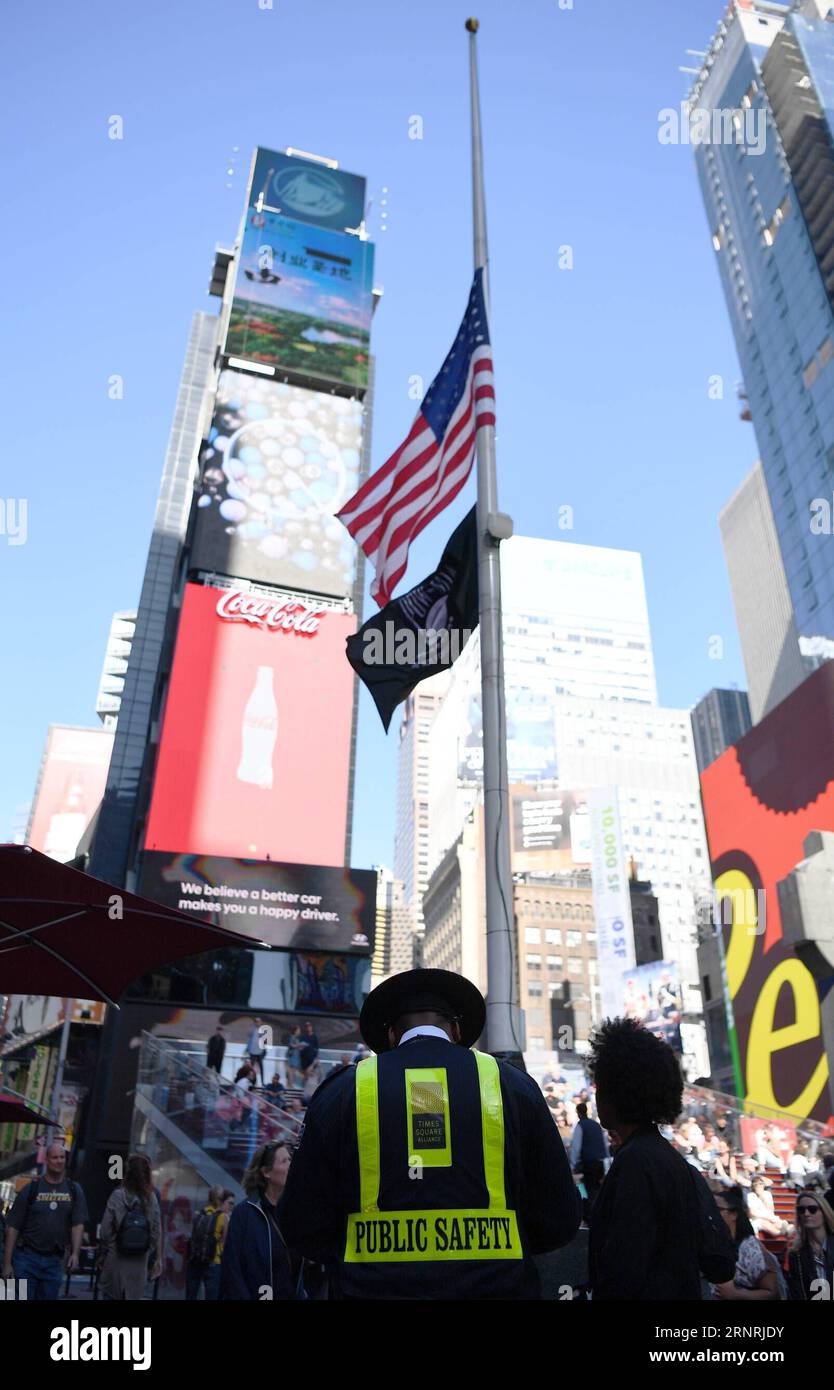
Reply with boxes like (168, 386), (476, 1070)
(746, 958), (829, 1116)
(714, 868), (757, 997)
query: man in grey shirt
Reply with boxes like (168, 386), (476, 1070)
(3, 1142), (88, 1299)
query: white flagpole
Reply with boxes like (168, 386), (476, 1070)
(466, 17), (522, 1062)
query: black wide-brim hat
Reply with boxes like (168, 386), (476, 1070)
(359, 968), (486, 1054)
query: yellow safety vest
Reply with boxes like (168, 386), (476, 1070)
(344, 1050), (523, 1263)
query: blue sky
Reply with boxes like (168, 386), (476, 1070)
(1, 0), (752, 870)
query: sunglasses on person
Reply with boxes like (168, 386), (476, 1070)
(796, 1203), (820, 1216)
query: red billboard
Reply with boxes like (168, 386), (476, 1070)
(700, 662), (834, 1124)
(144, 583), (356, 864)
(27, 725), (115, 863)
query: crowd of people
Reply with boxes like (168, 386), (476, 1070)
(3, 1017), (834, 1301)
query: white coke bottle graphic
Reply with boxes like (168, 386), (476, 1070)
(237, 665), (278, 790)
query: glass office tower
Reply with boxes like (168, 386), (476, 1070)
(691, 1), (834, 657)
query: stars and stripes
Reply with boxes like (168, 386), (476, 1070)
(337, 268), (495, 607)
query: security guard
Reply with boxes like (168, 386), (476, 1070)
(278, 968), (581, 1299)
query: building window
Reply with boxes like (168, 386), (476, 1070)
(545, 929), (562, 945)
(528, 982), (543, 998)
(524, 927), (541, 944)
(547, 955), (562, 971)
(567, 930), (582, 947)
(526, 955), (542, 971)
(586, 932), (597, 945)
(527, 1009), (544, 1027)
(568, 957), (583, 976)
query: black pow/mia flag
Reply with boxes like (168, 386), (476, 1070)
(346, 507), (478, 732)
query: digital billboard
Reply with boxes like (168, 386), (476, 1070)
(190, 370), (363, 598)
(27, 725), (115, 863)
(620, 961), (683, 1053)
(700, 662), (834, 1123)
(249, 148), (366, 234)
(139, 852), (375, 955)
(224, 209), (374, 391)
(143, 583), (357, 864)
(460, 687), (558, 784)
(511, 788), (590, 861)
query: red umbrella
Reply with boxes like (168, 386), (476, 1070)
(0, 1089), (53, 1125)
(0, 844), (269, 1007)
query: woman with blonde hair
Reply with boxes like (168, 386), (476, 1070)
(787, 1188), (834, 1300)
(98, 1152), (161, 1300)
(219, 1142), (297, 1300)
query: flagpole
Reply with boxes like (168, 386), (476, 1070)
(466, 18), (523, 1064)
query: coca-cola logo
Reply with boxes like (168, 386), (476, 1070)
(216, 590), (324, 635)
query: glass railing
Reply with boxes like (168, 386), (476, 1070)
(134, 1033), (306, 1189)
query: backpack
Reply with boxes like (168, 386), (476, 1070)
(116, 1197), (152, 1257)
(188, 1207), (218, 1266)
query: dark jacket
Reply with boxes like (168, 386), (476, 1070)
(278, 1035), (580, 1300)
(786, 1235), (834, 1301)
(207, 1034), (226, 1071)
(219, 1196), (294, 1301)
(589, 1125), (734, 1300)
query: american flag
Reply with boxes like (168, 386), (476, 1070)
(337, 268), (495, 607)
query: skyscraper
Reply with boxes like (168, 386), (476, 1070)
(423, 536), (712, 1077)
(691, 685), (753, 773)
(393, 673), (450, 955)
(691, 0), (834, 669)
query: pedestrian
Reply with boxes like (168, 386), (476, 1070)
(278, 967), (581, 1299)
(185, 1186), (225, 1300)
(285, 1025), (303, 1087)
(587, 1017), (735, 1300)
(97, 1153), (161, 1301)
(710, 1185), (781, 1300)
(786, 1188), (834, 1300)
(247, 1017), (266, 1086)
(220, 1143), (297, 1300)
(570, 1101), (609, 1217)
(2, 1142), (88, 1300)
(205, 1191), (235, 1300)
(747, 1174), (793, 1239)
(299, 1021), (319, 1080)
(207, 1024), (226, 1076)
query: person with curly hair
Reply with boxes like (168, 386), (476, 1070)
(587, 1017), (735, 1300)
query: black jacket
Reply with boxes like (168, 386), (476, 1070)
(219, 1196), (295, 1301)
(207, 1035), (225, 1070)
(278, 1036), (580, 1300)
(589, 1126), (734, 1300)
(786, 1235), (834, 1301)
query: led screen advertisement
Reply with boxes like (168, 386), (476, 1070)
(620, 961), (683, 1053)
(460, 688), (557, 784)
(224, 209), (374, 391)
(190, 370), (363, 598)
(700, 662), (834, 1123)
(139, 852), (375, 955)
(249, 148), (366, 234)
(511, 788), (591, 861)
(28, 724), (115, 863)
(143, 583), (357, 865)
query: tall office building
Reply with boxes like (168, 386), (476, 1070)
(393, 673), (450, 952)
(95, 611), (137, 730)
(371, 866), (414, 983)
(691, 0), (834, 678)
(80, 149), (380, 1237)
(424, 537), (712, 1075)
(691, 685), (753, 773)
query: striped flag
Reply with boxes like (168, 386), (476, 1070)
(337, 268), (495, 607)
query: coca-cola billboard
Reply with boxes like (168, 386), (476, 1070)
(28, 724), (115, 863)
(144, 583), (357, 864)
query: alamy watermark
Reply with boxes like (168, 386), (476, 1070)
(658, 102), (766, 157)
(0, 498), (27, 546)
(363, 622), (474, 668)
